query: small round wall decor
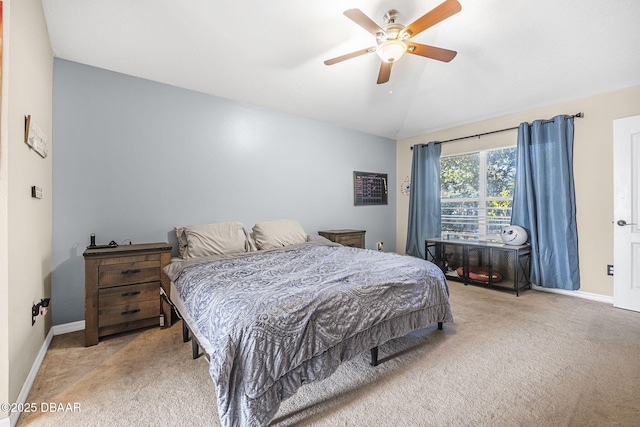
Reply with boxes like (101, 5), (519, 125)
(401, 176), (411, 196)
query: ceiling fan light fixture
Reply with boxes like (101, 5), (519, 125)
(376, 40), (407, 63)
(325, 1), (461, 83)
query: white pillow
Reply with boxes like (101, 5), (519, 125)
(176, 222), (251, 258)
(252, 219), (307, 250)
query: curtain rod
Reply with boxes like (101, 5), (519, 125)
(410, 112), (583, 149)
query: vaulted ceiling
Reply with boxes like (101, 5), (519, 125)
(41, 0), (640, 140)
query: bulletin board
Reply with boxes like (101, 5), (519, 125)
(354, 171), (388, 206)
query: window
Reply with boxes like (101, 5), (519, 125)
(440, 147), (516, 241)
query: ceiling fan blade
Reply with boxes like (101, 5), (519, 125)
(377, 62), (392, 84)
(403, 0), (461, 38)
(324, 47), (375, 66)
(407, 43), (457, 62)
(344, 9), (383, 36)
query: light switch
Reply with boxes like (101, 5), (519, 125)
(31, 186), (43, 199)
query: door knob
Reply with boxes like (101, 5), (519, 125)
(617, 220), (637, 226)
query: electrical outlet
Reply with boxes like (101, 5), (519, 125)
(607, 265), (614, 276)
(31, 298), (50, 325)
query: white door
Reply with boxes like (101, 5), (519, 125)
(613, 115), (640, 312)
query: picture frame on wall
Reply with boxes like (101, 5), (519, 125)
(353, 171), (388, 206)
(24, 114), (49, 158)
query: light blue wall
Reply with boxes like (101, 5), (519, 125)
(52, 59), (397, 325)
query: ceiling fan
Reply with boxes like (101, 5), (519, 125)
(324, 0), (461, 84)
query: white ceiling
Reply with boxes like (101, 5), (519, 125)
(41, 0), (640, 140)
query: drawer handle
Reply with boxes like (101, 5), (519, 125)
(121, 291), (141, 297)
(121, 308), (141, 315)
(121, 269), (141, 275)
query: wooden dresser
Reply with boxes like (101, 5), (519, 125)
(318, 229), (366, 249)
(83, 242), (172, 346)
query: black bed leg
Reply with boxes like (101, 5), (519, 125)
(192, 338), (199, 359)
(370, 347), (379, 367)
(438, 322), (443, 330)
(182, 319), (189, 343)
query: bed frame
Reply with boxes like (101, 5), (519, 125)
(178, 307), (443, 366)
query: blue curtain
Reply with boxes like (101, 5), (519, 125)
(511, 115), (580, 290)
(406, 142), (441, 258)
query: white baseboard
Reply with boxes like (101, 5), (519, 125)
(51, 320), (85, 336)
(6, 320), (84, 427)
(9, 327), (54, 426)
(532, 284), (614, 304)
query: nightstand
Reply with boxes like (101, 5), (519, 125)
(83, 242), (172, 346)
(318, 229), (366, 249)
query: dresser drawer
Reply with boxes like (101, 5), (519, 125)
(335, 234), (365, 248)
(98, 281), (159, 308)
(98, 298), (160, 328)
(98, 260), (160, 287)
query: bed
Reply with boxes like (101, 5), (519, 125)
(162, 220), (453, 427)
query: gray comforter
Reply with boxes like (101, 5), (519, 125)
(164, 241), (453, 427)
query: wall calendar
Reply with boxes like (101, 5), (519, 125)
(353, 171), (388, 206)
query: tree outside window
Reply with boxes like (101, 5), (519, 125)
(441, 147), (516, 241)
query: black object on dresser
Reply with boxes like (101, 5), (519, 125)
(83, 242), (172, 346)
(318, 229), (366, 249)
(425, 238), (531, 296)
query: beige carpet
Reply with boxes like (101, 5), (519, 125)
(17, 281), (640, 426)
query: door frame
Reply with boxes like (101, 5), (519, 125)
(613, 114), (640, 312)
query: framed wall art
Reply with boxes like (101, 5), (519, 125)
(24, 114), (49, 158)
(353, 171), (388, 206)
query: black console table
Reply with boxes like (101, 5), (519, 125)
(425, 238), (531, 296)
